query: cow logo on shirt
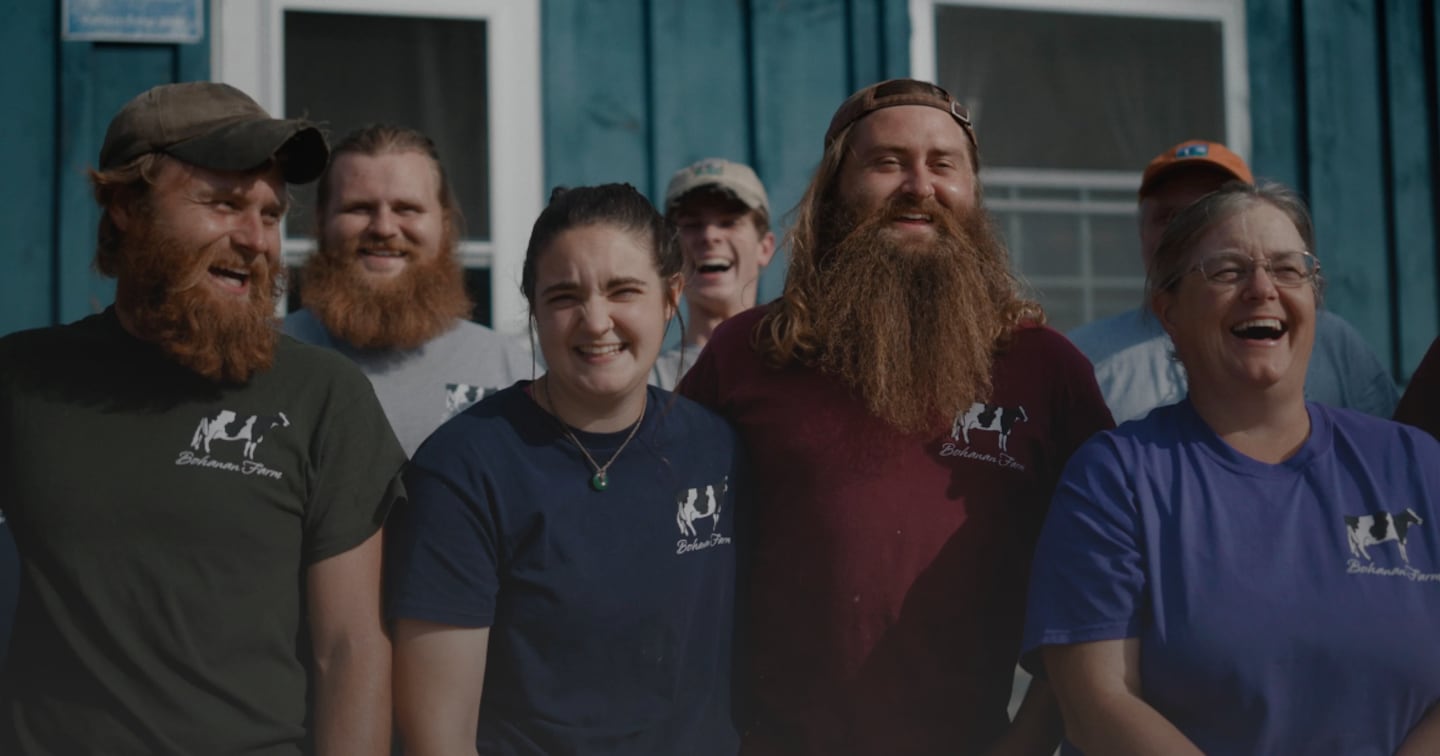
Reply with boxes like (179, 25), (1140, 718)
(676, 477), (733, 555)
(938, 402), (1028, 471)
(1344, 509), (1440, 582)
(174, 409), (289, 479)
(442, 382), (501, 422)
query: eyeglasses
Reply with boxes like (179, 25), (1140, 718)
(1181, 250), (1320, 288)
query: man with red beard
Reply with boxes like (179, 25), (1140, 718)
(0, 82), (402, 755)
(285, 125), (528, 456)
(678, 79), (1114, 755)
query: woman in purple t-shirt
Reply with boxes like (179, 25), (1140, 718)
(1024, 181), (1440, 754)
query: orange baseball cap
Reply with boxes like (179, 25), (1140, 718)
(1139, 140), (1253, 198)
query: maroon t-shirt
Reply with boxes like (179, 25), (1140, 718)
(1395, 336), (1440, 441)
(678, 307), (1113, 756)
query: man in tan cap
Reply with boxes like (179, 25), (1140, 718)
(650, 158), (776, 388)
(0, 81), (401, 755)
(679, 79), (1111, 756)
(1069, 139), (1397, 422)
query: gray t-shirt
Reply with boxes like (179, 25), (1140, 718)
(285, 309), (531, 455)
(650, 345), (701, 391)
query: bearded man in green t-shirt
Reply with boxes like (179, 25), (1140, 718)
(0, 82), (404, 756)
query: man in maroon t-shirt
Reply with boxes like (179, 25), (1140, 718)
(678, 79), (1114, 755)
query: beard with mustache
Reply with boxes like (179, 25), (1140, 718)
(299, 222), (472, 352)
(113, 212), (281, 384)
(805, 193), (1031, 435)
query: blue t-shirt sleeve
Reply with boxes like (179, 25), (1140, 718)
(386, 455), (503, 628)
(1022, 434), (1146, 674)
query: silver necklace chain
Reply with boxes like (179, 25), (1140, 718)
(542, 377), (646, 492)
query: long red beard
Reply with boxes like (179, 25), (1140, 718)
(299, 228), (472, 352)
(114, 218), (280, 384)
(807, 195), (1018, 434)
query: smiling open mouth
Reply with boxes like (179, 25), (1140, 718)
(1231, 318), (1287, 340)
(210, 266), (251, 287)
(697, 260), (733, 274)
(577, 344), (624, 357)
(895, 212), (933, 223)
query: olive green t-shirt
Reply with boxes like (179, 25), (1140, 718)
(0, 309), (404, 755)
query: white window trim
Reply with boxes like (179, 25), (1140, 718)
(909, 0), (1250, 161)
(211, 0), (543, 333)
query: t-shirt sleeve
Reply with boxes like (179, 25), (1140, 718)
(385, 450), (502, 628)
(303, 380), (406, 565)
(1395, 339), (1440, 437)
(1022, 434), (1146, 676)
(1333, 320), (1399, 417)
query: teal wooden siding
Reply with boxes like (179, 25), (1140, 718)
(543, 0), (910, 304)
(5, 0), (1438, 390)
(1, 1), (208, 336)
(1248, 0), (1439, 382)
(1383, 0), (1439, 382)
(2, 7), (60, 333)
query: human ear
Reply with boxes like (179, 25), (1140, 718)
(757, 231), (777, 268)
(1151, 290), (1180, 339)
(108, 195), (137, 233)
(664, 273), (683, 320)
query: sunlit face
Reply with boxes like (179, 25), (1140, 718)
(836, 105), (977, 244)
(124, 158), (286, 305)
(533, 224), (680, 408)
(1154, 201), (1316, 400)
(320, 151), (447, 281)
(672, 193), (775, 318)
(1138, 166), (1237, 271)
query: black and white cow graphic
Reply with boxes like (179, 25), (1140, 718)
(1345, 509), (1424, 566)
(191, 410), (290, 460)
(952, 402), (1028, 452)
(444, 383), (494, 421)
(677, 479), (726, 537)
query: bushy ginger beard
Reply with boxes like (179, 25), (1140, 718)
(113, 212), (281, 384)
(299, 221), (471, 351)
(807, 193), (1018, 435)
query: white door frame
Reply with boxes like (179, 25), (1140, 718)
(211, 0), (543, 333)
(909, 0), (1250, 160)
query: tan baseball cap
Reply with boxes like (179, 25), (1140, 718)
(1139, 140), (1253, 198)
(100, 81), (329, 184)
(825, 78), (977, 153)
(664, 158), (769, 216)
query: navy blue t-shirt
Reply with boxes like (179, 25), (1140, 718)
(387, 383), (743, 756)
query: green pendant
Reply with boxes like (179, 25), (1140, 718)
(590, 472), (608, 492)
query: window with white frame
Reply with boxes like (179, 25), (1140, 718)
(211, 0), (542, 332)
(911, 0), (1248, 331)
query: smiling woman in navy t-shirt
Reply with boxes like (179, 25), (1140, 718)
(386, 184), (744, 756)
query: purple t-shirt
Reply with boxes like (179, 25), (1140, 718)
(1025, 400), (1440, 754)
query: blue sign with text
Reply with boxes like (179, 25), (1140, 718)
(63, 0), (203, 44)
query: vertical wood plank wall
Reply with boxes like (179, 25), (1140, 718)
(543, 0), (909, 305)
(1, 1), (209, 336)
(5, 0), (1438, 387)
(1249, 0), (1439, 381)
(1383, 0), (1440, 379)
(2, 7), (59, 332)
